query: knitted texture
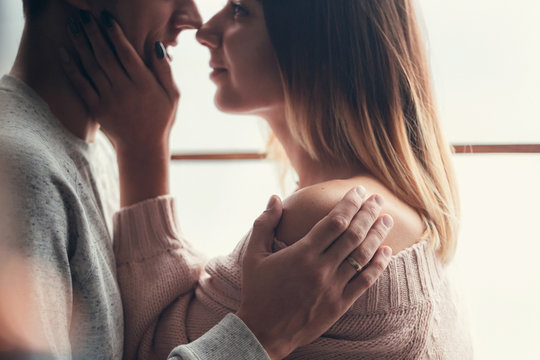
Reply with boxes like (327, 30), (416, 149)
(0, 75), (123, 359)
(115, 197), (473, 360)
(169, 313), (270, 360)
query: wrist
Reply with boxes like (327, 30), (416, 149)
(116, 140), (170, 162)
(115, 141), (171, 207)
(235, 309), (290, 360)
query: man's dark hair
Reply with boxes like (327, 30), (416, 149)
(22, 0), (50, 17)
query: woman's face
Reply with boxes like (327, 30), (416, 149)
(196, 0), (284, 116)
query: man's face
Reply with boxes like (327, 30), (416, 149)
(95, 0), (202, 64)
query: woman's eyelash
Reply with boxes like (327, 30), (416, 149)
(231, 2), (248, 17)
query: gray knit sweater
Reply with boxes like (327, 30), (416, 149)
(0, 75), (123, 359)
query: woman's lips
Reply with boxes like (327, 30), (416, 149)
(210, 68), (227, 80)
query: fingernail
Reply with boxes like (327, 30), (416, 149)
(155, 41), (166, 60)
(101, 10), (114, 28)
(79, 10), (91, 24)
(374, 194), (384, 207)
(266, 196), (276, 211)
(355, 186), (366, 198)
(59, 47), (70, 64)
(382, 215), (394, 229)
(383, 247), (392, 258)
(67, 17), (81, 35)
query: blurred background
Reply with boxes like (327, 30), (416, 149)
(1, 0), (539, 358)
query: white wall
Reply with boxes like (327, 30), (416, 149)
(1, 0), (539, 358)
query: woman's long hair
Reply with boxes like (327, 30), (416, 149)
(262, 0), (460, 263)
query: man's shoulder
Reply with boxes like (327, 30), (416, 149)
(0, 132), (74, 219)
(0, 84), (71, 179)
(0, 124), (64, 178)
(1, 76), (61, 146)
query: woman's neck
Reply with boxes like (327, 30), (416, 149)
(263, 111), (367, 189)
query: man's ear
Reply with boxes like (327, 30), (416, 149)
(63, 0), (91, 11)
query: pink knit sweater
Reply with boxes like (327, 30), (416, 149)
(114, 197), (473, 360)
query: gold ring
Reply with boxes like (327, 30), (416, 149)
(346, 256), (362, 272)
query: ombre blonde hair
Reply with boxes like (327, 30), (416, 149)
(262, 0), (460, 263)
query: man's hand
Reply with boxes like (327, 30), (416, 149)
(236, 187), (393, 359)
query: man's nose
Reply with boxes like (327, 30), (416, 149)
(174, 0), (203, 30)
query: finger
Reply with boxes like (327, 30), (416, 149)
(78, 10), (127, 85)
(324, 194), (384, 264)
(244, 196), (283, 261)
(99, 10), (148, 82)
(67, 16), (111, 95)
(348, 214), (393, 268)
(335, 214), (393, 284)
(151, 41), (180, 101)
(343, 246), (392, 304)
(300, 186), (366, 253)
(59, 47), (100, 113)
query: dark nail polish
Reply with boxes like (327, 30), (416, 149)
(79, 10), (91, 24)
(101, 10), (114, 28)
(155, 41), (165, 60)
(67, 17), (81, 35)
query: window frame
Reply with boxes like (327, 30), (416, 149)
(170, 144), (540, 161)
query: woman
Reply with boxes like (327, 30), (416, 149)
(62, 0), (472, 358)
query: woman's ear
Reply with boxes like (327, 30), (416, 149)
(63, 0), (91, 11)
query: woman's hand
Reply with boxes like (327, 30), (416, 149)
(237, 187), (393, 360)
(60, 10), (179, 206)
(61, 10), (178, 153)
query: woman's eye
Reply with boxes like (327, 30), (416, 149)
(231, 3), (248, 18)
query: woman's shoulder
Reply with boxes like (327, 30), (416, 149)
(275, 176), (426, 254)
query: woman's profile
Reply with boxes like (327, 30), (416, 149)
(63, 0), (473, 358)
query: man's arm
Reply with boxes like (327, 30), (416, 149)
(166, 188), (392, 360)
(168, 314), (269, 360)
(0, 150), (74, 357)
(236, 189), (392, 359)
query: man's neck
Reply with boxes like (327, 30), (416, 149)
(10, 16), (100, 143)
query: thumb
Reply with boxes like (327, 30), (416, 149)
(245, 196), (283, 259)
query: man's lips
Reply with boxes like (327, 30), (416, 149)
(163, 40), (178, 48)
(163, 29), (182, 48)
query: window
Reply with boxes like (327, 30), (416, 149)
(1, 0), (538, 358)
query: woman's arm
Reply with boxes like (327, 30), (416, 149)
(62, 11), (176, 207)
(113, 196), (205, 359)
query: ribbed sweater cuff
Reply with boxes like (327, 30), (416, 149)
(113, 195), (183, 264)
(168, 314), (270, 360)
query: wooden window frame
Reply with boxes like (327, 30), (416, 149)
(171, 144), (540, 161)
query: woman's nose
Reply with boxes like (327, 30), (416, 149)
(196, 19), (220, 49)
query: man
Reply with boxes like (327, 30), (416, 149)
(0, 0), (392, 359)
